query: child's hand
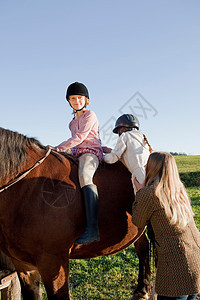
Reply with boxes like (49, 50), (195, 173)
(51, 146), (72, 153)
(47, 145), (61, 152)
(134, 177), (145, 192)
(47, 145), (56, 150)
(65, 148), (72, 154)
(102, 146), (112, 153)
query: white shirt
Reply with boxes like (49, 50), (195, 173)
(103, 129), (150, 185)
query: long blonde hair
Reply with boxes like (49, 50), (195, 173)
(145, 152), (194, 229)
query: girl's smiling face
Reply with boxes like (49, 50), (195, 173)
(69, 95), (86, 111)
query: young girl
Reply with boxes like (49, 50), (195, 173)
(54, 82), (103, 244)
(103, 114), (152, 194)
(132, 152), (200, 300)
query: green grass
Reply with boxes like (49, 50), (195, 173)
(69, 249), (139, 299)
(174, 155), (200, 187)
(41, 155), (200, 299)
(175, 155), (200, 172)
(188, 186), (200, 230)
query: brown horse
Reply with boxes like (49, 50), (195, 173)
(0, 127), (150, 300)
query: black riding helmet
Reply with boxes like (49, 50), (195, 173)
(113, 114), (140, 134)
(66, 82), (89, 101)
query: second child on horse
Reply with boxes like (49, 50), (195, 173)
(103, 114), (152, 194)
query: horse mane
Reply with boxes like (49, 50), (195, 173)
(0, 127), (78, 184)
(0, 127), (45, 183)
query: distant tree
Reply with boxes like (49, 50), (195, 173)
(170, 152), (187, 156)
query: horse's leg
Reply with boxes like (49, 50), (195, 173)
(12, 259), (41, 300)
(37, 252), (70, 300)
(133, 233), (151, 300)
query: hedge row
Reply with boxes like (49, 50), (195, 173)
(180, 172), (200, 187)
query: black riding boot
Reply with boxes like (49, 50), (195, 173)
(75, 184), (100, 244)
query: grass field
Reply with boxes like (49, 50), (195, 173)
(175, 155), (200, 172)
(41, 155), (199, 299)
(175, 155), (200, 229)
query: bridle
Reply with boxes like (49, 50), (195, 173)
(0, 148), (51, 193)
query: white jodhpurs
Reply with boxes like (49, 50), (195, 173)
(78, 153), (99, 188)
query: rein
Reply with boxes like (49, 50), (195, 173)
(0, 147), (51, 193)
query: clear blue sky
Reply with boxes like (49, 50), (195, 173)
(1, 0), (200, 155)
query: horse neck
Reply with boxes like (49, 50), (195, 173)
(26, 146), (45, 164)
(0, 145), (45, 187)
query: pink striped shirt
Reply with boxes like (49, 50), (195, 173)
(56, 110), (103, 161)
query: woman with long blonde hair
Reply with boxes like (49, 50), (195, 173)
(132, 152), (200, 300)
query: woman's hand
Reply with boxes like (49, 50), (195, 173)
(134, 177), (145, 192)
(102, 146), (112, 153)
